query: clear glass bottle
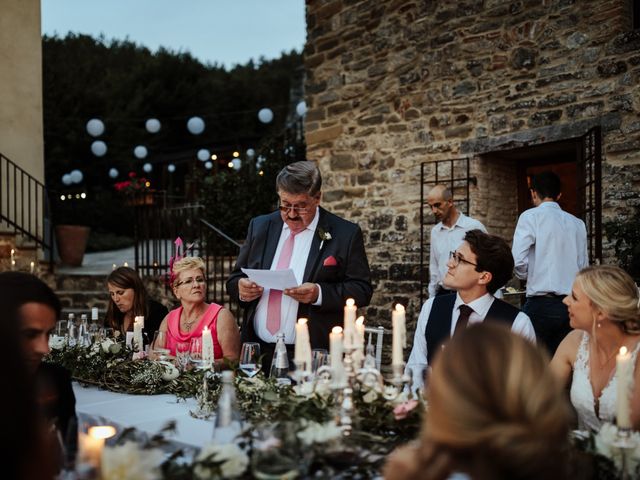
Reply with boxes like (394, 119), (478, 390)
(212, 371), (243, 444)
(88, 307), (100, 344)
(78, 314), (90, 347)
(270, 333), (291, 385)
(66, 313), (77, 347)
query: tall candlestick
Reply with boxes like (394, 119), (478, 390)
(133, 318), (143, 352)
(353, 316), (366, 369)
(392, 304), (406, 366)
(10, 249), (15, 271)
(134, 315), (145, 329)
(344, 298), (357, 348)
(616, 346), (632, 429)
(79, 425), (116, 470)
(330, 326), (345, 384)
(202, 326), (214, 368)
(30, 261), (35, 274)
(294, 318), (312, 369)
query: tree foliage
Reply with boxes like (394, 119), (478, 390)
(43, 33), (304, 241)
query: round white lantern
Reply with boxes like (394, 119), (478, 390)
(167, 164), (176, 173)
(204, 161), (213, 170)
(70, 169), (83, 184)
(134, 146), (148, 159)
(108, 168), (119, 179)
(256, 155), (266, 169)
(86, 118), (105, 137)
(62, 174), (72, 186)
(91, 140), (107, 157)
(231, 158), (242, 171)
(197, 149), (210, 162)
(145, 118), (161, 133)
(143, 163), (152, 173)
(187, 116), (205, 135)
(246, 148), (255, 158)
(258, 108), (273, 124)
(296, 101), (307, 117)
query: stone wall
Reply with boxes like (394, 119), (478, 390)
(304, 0), (640, 333)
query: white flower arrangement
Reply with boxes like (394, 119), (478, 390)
(158, 360), (180, 381)
(195, 443), (249, 479)
(594, 423), (640, 476)
(48, 335), (66, 350)
(296, 420), (343, 446)
(101, 441), (164, 480)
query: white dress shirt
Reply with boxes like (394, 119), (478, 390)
(254, 208), (320, 344)
(511, 201), (588, 297)
(406, 292), (536, 390)
(428, 213), (486, 297)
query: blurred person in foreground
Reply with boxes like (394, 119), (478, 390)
(0, 271), (70, 478)
(552, 265), (640, 431)
(385, 323), (574, 480)
(105, 266), (168, 340)
(158, 256), (240, 362)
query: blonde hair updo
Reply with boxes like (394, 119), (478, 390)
(576, 265), (640, 335)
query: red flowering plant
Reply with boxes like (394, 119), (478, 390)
(114, 172), (149, 196)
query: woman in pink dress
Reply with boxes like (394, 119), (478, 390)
(157, 256), (240, 362)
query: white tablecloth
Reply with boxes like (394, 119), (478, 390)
(73, 383), (214, 448)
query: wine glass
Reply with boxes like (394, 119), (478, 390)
(151, 331), (170, 359)
(311, 349), (329, 374)
(239, 342), (261, 378)
(175, 342), (190, 371)
(190, 337), (205, 369)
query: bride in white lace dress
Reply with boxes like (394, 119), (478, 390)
(551, 265), (640, 432)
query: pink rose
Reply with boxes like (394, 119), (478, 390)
(393, 399), (419, 420)
(132, 351), (147, 361)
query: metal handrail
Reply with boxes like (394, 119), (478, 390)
(0, 153), (53, 268)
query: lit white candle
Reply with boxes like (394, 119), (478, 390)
(134, 315), (145, 329)
(294, 318), (312, 369)
(330, 326), (345, 384)
(616, 346), (633, 429)
(30, 261), (35, 274)
(79, 425), (116, 469)
(343, 298), (357, 348)
(112, 263), (117, 270)
(133, 318), (143, 352)
(10, 249), (15, 270)
(202, 325), (214, 368)
(353, 316), (366, 369)
(392, 304), (406, 366)
(123, 261), (129, 267)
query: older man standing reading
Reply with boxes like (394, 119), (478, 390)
(427, 185), (486, 298)
(227, 161), (373, 372)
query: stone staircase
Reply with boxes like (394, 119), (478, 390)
(49, 272), (110, 319)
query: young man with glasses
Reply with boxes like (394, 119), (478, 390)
(426, 185), (486, 298)
(406, 229), (535, 390)
(227, 161), (373, 372)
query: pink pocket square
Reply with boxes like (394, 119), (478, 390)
(323, 255), (338, 267)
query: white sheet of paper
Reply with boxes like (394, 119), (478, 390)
(241, 268), (299, 291)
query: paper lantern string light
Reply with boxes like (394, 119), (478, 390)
(187, 116), (205, 135)
(258, 108), (273, 124)
(91, 140), (107, 157)
(197, 149), (210, 162)
(145, 118), (161, 133)
(296, 101), (307, 117)
(134, 146), (148, 159)
(86, 118), (105, 137)
(108, 168), (119, 179)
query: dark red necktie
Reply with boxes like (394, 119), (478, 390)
(454, 304), (474, 335)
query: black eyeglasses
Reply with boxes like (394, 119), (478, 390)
(449, 251), (478, 267)
(278, 202), (312, 214)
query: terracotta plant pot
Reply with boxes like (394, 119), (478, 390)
(55, 225), (90, 266)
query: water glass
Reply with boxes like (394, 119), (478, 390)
(175, 342), (190, 371)
(190, 337), (205, 368)
(239, 342), (261, 378)
(151, 331), (170, 359)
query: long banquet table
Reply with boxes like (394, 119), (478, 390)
(73, 382), (214, 448)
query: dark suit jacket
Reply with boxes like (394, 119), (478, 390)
(227, 207), (373, 350)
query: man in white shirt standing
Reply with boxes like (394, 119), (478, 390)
(427, 185), (486, 298)
(407, 229), (536, 390)
(511, 171), (588, 355)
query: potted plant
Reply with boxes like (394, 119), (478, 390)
(114, 172), (153, 205)
(53, 194), (92, 266)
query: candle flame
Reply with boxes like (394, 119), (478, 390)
(203, 326), (209, 332)
(88, 426), (116, 439)
(346, 298), (355, 307)
(355, 316), (364, 326)
(332, 326), (343, 334)
(297, 317), (308, 325)
(395, 304), (405, 312)
(620, 346), (628, 355)
(11, 249), (15, 255)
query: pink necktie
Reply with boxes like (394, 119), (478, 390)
(266, 231), (298, 335)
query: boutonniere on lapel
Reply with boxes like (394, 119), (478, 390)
(318, 227), (332, 251)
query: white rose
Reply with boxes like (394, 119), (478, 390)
(48, 335), (66, 350)
(158, 361), (179, 381)
(293, 381), (314, 397)
(363, 389), (378, 403)
(195, 443), (249, 479)
(297, 420), (343, 445)
(101, 441), (164, 480)
(101, 338), (115, 353)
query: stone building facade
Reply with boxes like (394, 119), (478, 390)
(303, 0), (640, 334)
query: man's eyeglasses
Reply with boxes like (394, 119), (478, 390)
(278, 202), (311, 214)
(176, 276), (206, 288)
(449, 251), (478, 268)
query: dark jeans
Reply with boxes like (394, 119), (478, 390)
(523, 296), (571, 356)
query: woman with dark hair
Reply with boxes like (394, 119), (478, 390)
(105, 266), (168, 340)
